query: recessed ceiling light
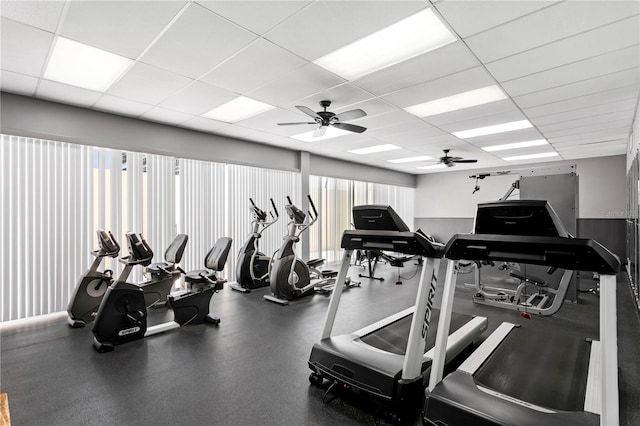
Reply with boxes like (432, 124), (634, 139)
(503, 152), (559, 161)
(453, 120), (533, 139)
(291, 126), (352, 142)
(202, 96), (275, 123)
(388, 155), (434, 163)
(349, 144), (401, 155)
(405, 86), (506, 118)
(43, 37), (133, 92)
(314, 9), (456, 80)
(417, 164), (447, 170)
(483, 139), (548, 152)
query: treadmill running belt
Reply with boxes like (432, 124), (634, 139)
(360, 310), (472, 356)
(474, 328), (590, 412)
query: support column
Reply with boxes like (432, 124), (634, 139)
(300, 151), (310, 261)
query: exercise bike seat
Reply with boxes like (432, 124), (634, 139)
(184, 237), (233, 289)
(509, 271), (546, 287)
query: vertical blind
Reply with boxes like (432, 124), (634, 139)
(1, 134), (301, 321)
(309, 175), (415, 263)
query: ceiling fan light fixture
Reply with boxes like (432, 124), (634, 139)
(314, 8), (456, 80)
(483, 139), (548, 152)
(388, 155), (434, 163)
(349, 144), (401, 155)
(452, 120), (533, 139)
(405, 85), (507, 118)
(203, 96), (275, 123)
(291, 126), (352, 142)
(503, 152), (559, 161)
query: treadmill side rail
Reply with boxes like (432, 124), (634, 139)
(457, 322), (516, 375)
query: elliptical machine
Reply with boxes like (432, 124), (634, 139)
(92, 233), (232, 352)
(67, 230), (121, 328)
(264, 196), (333, 305)
(230, 198), (279, 293)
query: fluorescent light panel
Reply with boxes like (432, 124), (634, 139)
(349, 144), (401, 155)
(483, 139), (548, 152)
(202, 96), (274, 122)
(453, 120), (533, 139)
(417, 164), (447, 170)
(314, 9), (456, 80)
(291, 126), (352, 142)
(503, 152), (559, 161)
(44, 37), (133, 92)
(388, 155), (434, 163)
(405, 86), (506, 118)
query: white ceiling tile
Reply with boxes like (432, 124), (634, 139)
(107, 62), (193, 105)
(200, 38), (306, 94)
(537, 110), (635, 133)
(352, 41), (480, 96)
(140, 107), (193, 126)
(549, 130), (631, 145)
(353, 110), (419, 131)
(60, 1), (186, 59)
(140, 3), (257, 79)
(465, 1), (640, 63)
(501, 46), (640, 97)
(0, 1), (65, 32)
(513, 67), (640, 109)
(180, 117), (228, 133)
(263, 1), (428, 60)
(0, 70), (39, 96)
(531, 99), (636, 126)
(159, 81), (236, 116)
(197, 1), (311, 35)
(93, 95), (153, 117)
(435, 1), (558, 38)
(524, 85), (640, 118)
(37, 80), (102, 107)
(235, 107), (309, 133)
(0, 18), (53, 76)
(487, 16), (640, 82)
(541, 119), (632, 139)
(424, 99), (519, 127)
(297, 84), (374, 113)
(246, 63), (344, 105)
(382, 67), (495, 108)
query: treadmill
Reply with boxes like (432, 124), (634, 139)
(424, 200), (621, 426)
(308, 205), (488, 421)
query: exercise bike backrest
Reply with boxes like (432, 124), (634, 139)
(95, 230), (120, 258)
(204, 237), (233, 272)
(164, 234), (188, 264)
(121, 232), (154, 266)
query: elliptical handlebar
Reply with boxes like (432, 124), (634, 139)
(270, 198), (279, 218)
(307, 195), (318, 221)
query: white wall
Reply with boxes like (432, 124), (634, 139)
(415, 155), (627, 219)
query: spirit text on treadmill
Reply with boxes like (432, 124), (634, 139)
(422, 269), (438, 339)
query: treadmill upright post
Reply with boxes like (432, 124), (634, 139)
(599, 273), (618, 426)
(320, 249), (353, 339)
(428, 259), (458, 391)
(402, 257), (439, 380)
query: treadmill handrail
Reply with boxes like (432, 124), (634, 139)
(444, 233), (620, 275)
(341, 229), (444, 258)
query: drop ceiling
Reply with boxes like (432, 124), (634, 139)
(1, 0), (638, 174)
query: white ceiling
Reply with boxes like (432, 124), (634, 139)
(1, 0), (638, 174)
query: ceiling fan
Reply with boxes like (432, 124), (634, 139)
(277, 100), (367, 138)
(436, 149), (478, 167)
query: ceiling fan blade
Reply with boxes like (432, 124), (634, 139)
(296, 105), (322, 120)
(313, 126), (328, 138)
(332, 122), (367, 133)
(334, 109), (367, 122)
(452, 159), (478, 163)
(277, 121), (317, 126)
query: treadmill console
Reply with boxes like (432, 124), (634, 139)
(353, 205), (410, 231)
(474, 200), (568, 237)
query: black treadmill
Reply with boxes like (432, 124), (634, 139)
(424, 200), (621, 426)
(308, 206), (487, 421)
